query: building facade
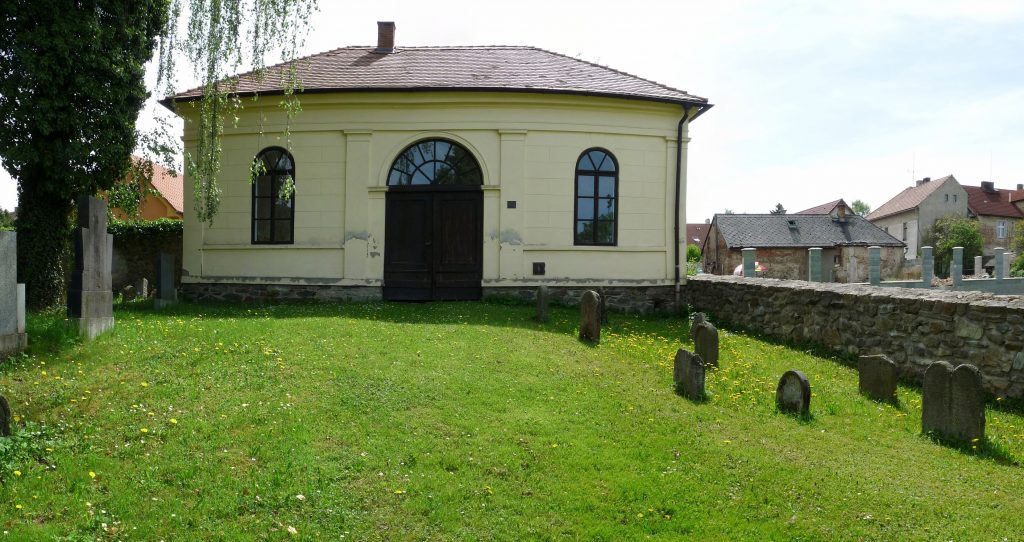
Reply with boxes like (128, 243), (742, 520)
(867, 175), (967, 260)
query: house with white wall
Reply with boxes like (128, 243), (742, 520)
(867, 175), (967, 260)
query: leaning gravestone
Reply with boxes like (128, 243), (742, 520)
(858, 354), (898, 404)
(922, 361), (985, 443)
(693, 320), (719, 368)
(154, 252), (178, 309)
(0, 231), (28, 357)
(0, 394), (10, 437)
(776, 370), (811, 416)
(689, 312), (706, 343)
(673, 348), (705, 401)
(68, 197), (114, 339)
(535, 285), (549, 323)
(578, 290), (601, 343)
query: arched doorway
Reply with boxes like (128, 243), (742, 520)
(383, 139), (484, 301)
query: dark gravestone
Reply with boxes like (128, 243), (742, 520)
(67, 197), (114, 339)
(689, 312), (706, 343)
(673, 349), (705, 401)
(776, 370), (811, 416)
(693, 321), (719, 368)
(122, 285), (137, 301)
(155, 252), (178, 309)
(597, 287), (609, 324)
(578, 290), (601, 343)
(923, 361), (985, 443)
(0, 231), (28, 357)
(0, 394), (10, 437)
(535, 285), (549, 323)
(858, 354), (898, 404)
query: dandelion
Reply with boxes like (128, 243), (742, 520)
(637, 512), (644, 518)
(295, 494), (306, 501)
(13, 470), (21, 477)
(394, 489), (405, 495)
(141, 382), (149, 387)
(89, 471), (96, 479)
(15, 504), (22, 510)
(140, 428), (149, 433)
(169, 418), (178, 425)
(287, 526), (298, 535)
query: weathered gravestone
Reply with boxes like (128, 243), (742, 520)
(922, 361), (985, 443)
(135, 277), (149, 299)
(0, 394), (10, 437)
(689, 312), (706, 343)
(154, 252), (178, 309)
(673, 348), (705, 401)
(776, 370), (811, 416)
(578, 290), (601, 343)
(858, 354), (898, 404)
(121, 285), (136, 301)
(693, 320), (719, 368)
(535, 285), (549, 323)
(0, 231), (28, 357)
(68, 197), (114, 339)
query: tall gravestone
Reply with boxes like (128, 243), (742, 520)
(0, 394), (10, 437)
(673, 348), (705, 401)
(776, 370), (811, 416)
(689, 312), (706, 343)
(858, 354), (897, 404)
(155, 252), (179, 309)
(693, 320), (719, 368)
(578, 290), (601, 343)
(0, 231), (28, 356)
(535, 285), (549, 323)
(922, 361), (985, 443)
(68, 197), (114, 339)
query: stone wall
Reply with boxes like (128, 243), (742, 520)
(683, 274), (1024, 398)
(180, 283), (381, 303)
(484, 285), (676, 313)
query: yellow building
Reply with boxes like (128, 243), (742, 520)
(164, 23), (711, 311)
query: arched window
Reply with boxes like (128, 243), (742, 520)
(574, 148), (618, 245)
(252, 147), (295, 244)
(388, 139), (483, 186)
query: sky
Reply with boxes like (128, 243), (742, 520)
(2, 0), (1024, 222)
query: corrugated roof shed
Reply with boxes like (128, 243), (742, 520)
(714, 214), (904, 248)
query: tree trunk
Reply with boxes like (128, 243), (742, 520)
(16, 180), (73, 310)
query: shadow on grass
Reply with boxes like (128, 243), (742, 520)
(922, 432), (1019, 467)
(775, 408), (815, 424)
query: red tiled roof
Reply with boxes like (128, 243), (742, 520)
(148, 161), (183, 214)
(963, 185), (1024, 218)
(866, 175), (955, 221)
(686, 223), (710, 249)
(796, 199), (846, 215)
(164, 46), (709, 108)
(1010, 189), (1024, 203)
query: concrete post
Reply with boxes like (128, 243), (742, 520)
(808, 248), (822, 282)
(868, 246), (881, 285)
(921, 246), (934, 286)
(975, 255), (983, 277)
(995, 248), (1005, 280)
(742, 248), (756, 278)
(950, 246), (963, 286)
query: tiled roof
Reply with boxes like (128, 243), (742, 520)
(164, 46), (709, 108)
(148, 161), (183, 214)
(796, 199), (846, 215)
(686, 223), (710, 248)
(1011, 189), (1024, 203)
(963, 185), (1024, 218)
(867, 175), (955, 221)
(713, 214), (905, 248)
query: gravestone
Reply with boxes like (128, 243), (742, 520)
(0, 394), (10, 437)
(922, 361), (985, 443)
(673, 348), (705, 401)
(597, 287), (609, 324)
(858, 354), (897, 404)
(67, 197), (114, 339)
(776, 370), (811, 416)
(693, 320), (719, 368)
(689, 312), (706, 343)
(122, 285), (137, 301)
(578, 290), (601, 343)
(0, 231), (28, 357)
(155, 252), (178, 309)
(535, 285), (549, 323)
(135, 277), (149, 299)
(974, 255), (983, 277)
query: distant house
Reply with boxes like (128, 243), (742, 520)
(866, 175), (967, 259)
(703, 208), (904, 282)
(964, 181), (1023, 265)
(108, 160), (183, 221)
(796, 198), (848, 215)
(686, 222), (710, 252)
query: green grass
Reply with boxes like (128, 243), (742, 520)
(2, 301), (1024, 540)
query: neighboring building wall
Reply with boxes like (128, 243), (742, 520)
(916, 178), (969, 252)
(870, 211), (917, 259)
(832, 246), (903, 282)
(977, 215), (1020, 257)
(178, 91), (685, 292)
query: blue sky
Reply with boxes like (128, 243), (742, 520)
(2, 0), (1023, 222)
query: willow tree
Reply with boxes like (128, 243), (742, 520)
(0, 0), (316, 308)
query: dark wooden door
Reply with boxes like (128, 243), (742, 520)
(384, 189), (483, 301)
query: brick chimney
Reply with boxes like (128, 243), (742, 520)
(915, 177), (931, 187)
(376, 21), (396, 53)
(1018, 183), (1023, 190)
(981, 181), (996, 193)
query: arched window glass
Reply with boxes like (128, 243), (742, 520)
(252, 147), (295, 244)
(388, 139), (483, 186)
(574, 148), (618, 245)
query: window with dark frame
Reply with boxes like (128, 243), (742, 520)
(387, 139), (483, 186)
(252, 147), (296, 244)
(574, 148), (618, 246)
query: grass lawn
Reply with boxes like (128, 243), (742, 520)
(2, 301), (1024, 540)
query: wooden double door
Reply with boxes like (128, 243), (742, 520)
(383, 188), (483, 301)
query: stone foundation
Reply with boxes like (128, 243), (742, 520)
(180, 283), (383, 303)
(483, 285), (677, 313)
(683, 274), (1024, 398)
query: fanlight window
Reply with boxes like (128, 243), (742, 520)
(252, 147), (295, 244)
(388, 139), (483, 186)
(574, 148), (618, 246)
